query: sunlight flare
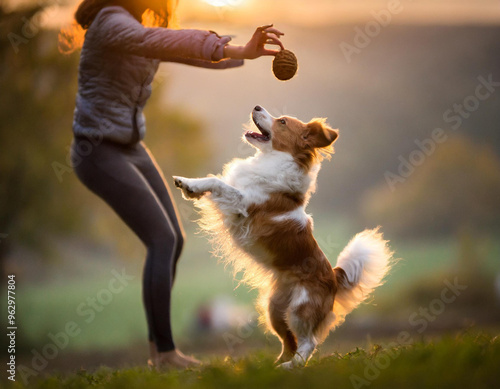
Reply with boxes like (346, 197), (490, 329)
(202, 0), (245, 7)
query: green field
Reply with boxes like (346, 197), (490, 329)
(10, 218), (500, 389)
(8, 332), (500, 389)
(16, 218), (500, 352)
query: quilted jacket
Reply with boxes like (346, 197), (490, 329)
(73, 5), (243, 144)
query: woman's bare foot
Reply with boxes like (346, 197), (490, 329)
(147, 341), (159, 370)
(149, 347), (201, 370)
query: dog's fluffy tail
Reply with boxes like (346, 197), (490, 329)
(331, 228), (394, 327)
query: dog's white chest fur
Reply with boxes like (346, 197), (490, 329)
(222, 150), (318, 207)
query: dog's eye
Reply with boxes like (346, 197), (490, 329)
(279, 119), (286, 125)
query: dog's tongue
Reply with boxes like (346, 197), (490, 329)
(245, 131), (269, 140)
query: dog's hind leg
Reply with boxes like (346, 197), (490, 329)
(278, 319), (317, 369)
(279, 334), (317, 370)
(268, 290), (297, 363)
(277, 287), (323, 369)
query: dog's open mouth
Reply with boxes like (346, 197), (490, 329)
(245, 115), (271, 142)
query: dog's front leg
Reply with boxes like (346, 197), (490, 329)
(173, 176), (247, 216)
(173, 176), (211, 200)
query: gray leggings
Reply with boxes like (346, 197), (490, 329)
(71, 136), (184, 352)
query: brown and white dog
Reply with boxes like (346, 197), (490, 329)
(174, 106), (393, 369)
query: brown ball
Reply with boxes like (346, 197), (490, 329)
(272, 49), (298, 81)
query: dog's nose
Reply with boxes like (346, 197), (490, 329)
(254, 105), (262, 111)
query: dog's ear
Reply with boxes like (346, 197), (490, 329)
(302, 119), (338, 148)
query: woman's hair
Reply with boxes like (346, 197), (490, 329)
(59, 0), (178, 54)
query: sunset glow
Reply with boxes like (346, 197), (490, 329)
(202, 0), (245, 7)
(11, 0), (500, 30)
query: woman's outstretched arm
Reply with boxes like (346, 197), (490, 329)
(91, 6), (283, 63)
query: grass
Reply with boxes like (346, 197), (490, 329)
(15, 220), (500, 353)
(15, 231), (258, 352)
(8, 332), (500, 389)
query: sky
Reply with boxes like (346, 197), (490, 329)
(6, 0), (500, 29)
(177, 0), (500, 27)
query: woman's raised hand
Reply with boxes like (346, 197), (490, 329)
(223, 24), (285, 60)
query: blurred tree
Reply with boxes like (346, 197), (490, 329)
(361, 135), (500, 238)
(0, 2), (211, 279)
(0, 2), (82, 280)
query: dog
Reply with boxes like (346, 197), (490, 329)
(174, 106), (393, 369)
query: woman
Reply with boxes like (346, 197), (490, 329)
(69, 0), (284, 369)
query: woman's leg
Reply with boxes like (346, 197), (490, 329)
(134, 143), (186, 284)
(131, 144), (203, 367)
(72, 139), (196, 366)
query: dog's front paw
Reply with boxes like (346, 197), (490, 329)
(173, 176), (206, 200)
(173, 176), (186, 189)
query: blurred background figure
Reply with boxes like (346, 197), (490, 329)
(195, 296), (253, 333)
